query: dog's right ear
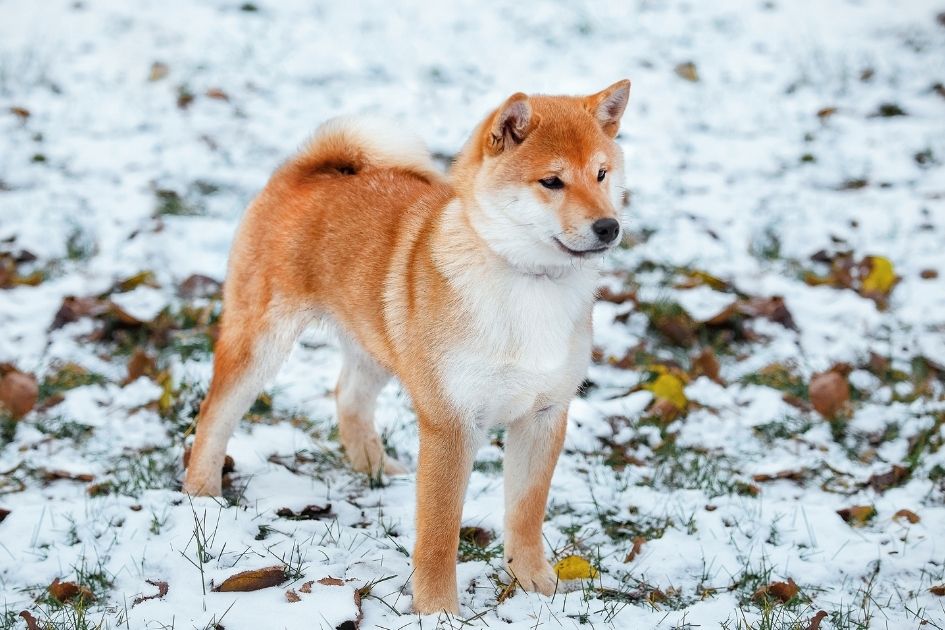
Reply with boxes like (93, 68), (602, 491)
(486, 93), (536, 155)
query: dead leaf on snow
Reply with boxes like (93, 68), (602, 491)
(691, 347), (722, 383)
(19, 611), (40, 630)
(317, 577), (346, 586)
(124, 348), (157, 384)
(459, 526), (494, 549)
(892, 509), (920, 524)
(299, 580), (314, 593)
(624, 536), (645, 563)
(213, 566), (286, 592)
(285, 588), (301, 602)
(179, 274), (222, 299)
(276, 504), (333, 520)
(47, 578), (95, 603)
(754, 577), (799, 603)
(837, 505), (876, 526)
(809, 371), (850, 418)
(804, 610), (828, 630)
(752, 469), (808, 483)
(674, 61), (699, 82)
(867, 465), (909, 492)
(0, 508), (9, 522)
(132, 579), (168, 607)
(0, 370), (38, 418)
(148, 62), (169, 81)
(930, 584), (945, 596)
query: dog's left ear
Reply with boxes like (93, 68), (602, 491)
(585, 79), (631, 138)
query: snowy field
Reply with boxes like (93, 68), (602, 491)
(2, 0), (945, 628)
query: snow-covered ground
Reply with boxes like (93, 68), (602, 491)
(1, 0), (944, 628)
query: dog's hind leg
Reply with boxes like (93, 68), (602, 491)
(335, 339), (407, 477)
(183, 306), (309, 496)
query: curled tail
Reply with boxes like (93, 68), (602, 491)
(289, 116), (443, 182)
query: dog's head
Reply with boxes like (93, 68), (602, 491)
(453, 80), (631, 271)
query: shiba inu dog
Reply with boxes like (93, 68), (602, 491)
(183, 79), (631, 614)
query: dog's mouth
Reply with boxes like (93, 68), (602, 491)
(553, 238), (610, 258)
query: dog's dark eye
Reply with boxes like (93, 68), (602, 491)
(597, 169), (607, 182)
(539, 176), (564, 190)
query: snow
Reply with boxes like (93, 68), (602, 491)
(2, 0), (945, 628)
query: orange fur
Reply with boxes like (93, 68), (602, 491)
(183, 81), (631, 614)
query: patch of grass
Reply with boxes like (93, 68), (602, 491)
(740, 363), (808, 401)
(91, 448), (180, 497)
(32, 415), (95, 442)
(38, 362), (106, 403)
(647, 443), (756, 498)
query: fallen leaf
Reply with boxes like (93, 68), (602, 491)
(213, 566), (286, 592)
(867, 465), (909, 492)
(691, 347), (722, 383)
(299, 580), (314, 593)
(859, 255), (896, 295)
(892, 509), (920, 524)
(41, 469), (95, 483)
(645, 373), (688, 411)
(920, 269), (938, 279)
(809, 371), (849, 418)
(930, 584), (945, 596)
(19, 611), (40, 630)
(125, 348), (157, 384)
(459, 526), (494, 549)
(0, 370), (38, 418)
(286, 589), (300, 602)
(753, 469), (808, 483)
(48, 578), (95, 603)
(624, 536), (645, 563)
(754, 577), (799, 603)
(553, 555), (598, 580)
(837, 505), (876, 526)
(205, 87), (229, 101)
(816, 106), (837, 120)
(148, 62), (169, 81)
(0, 508), (9, 522)
(9, 106), (30, 120)
(805, 610), (828, 630)
(674, 61), (699, 82)
(132, 579), (168, 607)
(276, 504), (333, 520)
(317, 577), (346, 586)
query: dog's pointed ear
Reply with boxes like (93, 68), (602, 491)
(585, 79), (631, 138)
(486, 92), (536, 155)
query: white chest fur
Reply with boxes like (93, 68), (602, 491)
(440, 263), (596, 428)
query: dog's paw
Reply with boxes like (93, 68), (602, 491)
(506, 553), (558, 597)
(182, 471), (222, 497)
(411, 590), (459, 615)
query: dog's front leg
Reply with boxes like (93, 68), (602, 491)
(411, 411), (478, 615)
(502, 408), (567, 596)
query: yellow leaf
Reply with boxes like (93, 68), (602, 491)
(644, 373), (688, 410)
(861, 256), (895, 294)
(553, 555), (598, 580)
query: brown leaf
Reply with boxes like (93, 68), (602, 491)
(179, 274), (222, 299)
(19, 611), (40, 630)
(125, 349), (157, 384)
(809, 371), (850, 418)
(48, 578), (95, 603)
(286, 589), (301, 602)
(132, 579), (169, 607)
(9, 106), (30, 120)
(892, 509), (920, 524)
(805, 611), (828, 630)
(276, 504), (333, 520)
(0, 370), (38, 418)
(930, 584), (945, 596)
(0, 508), (9, 523)
(691, 347), (721, 383)
(754, 578), (798, 603)
(867, 465), (909, 492)
(920, 269), (938, 279)
(674, 62), (699, 82)
(148, 62), (169, 81)
(837, 505), (876, 526)
(624, 536), (645, 563)
(50, 296), (110, 329)
(205, 88), (230, 101)
(459, 526), (494, 549)
(741, 296), (798, 331)
(299, 580), (314, 593)
(317, 577), (346, 586)
(753, 469), (808, 483)
(213, 566), (286, 592)
(816, 107), (838, 120)
(41, 469), (95, 483)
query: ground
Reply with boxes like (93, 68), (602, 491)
(1, 0), (945, 628)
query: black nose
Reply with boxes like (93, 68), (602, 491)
(592, 218), (620, 243)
